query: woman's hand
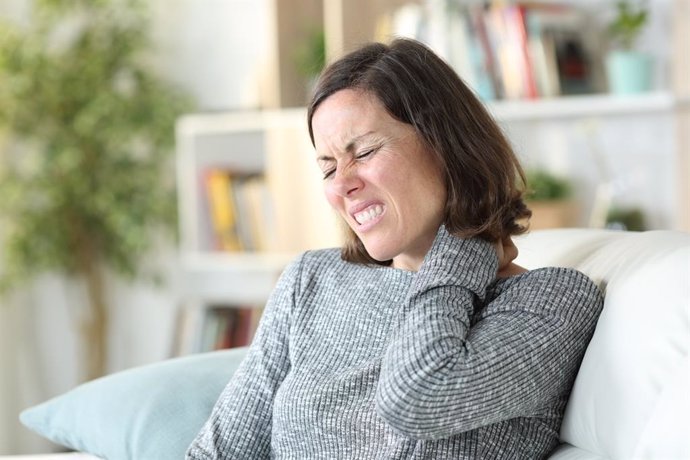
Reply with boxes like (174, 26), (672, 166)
(494, 237), (527, 278)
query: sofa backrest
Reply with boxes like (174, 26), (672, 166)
(515, 229), (690, 460)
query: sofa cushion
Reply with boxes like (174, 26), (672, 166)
(548, 443), (608, 460)
(20, 347), (249, 460)
(517, 230), (690, 459)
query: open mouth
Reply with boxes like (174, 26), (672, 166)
(353, 204), (384, 225)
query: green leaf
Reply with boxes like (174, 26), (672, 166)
(0, 0), (194, 293)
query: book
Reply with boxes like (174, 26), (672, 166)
(232, 175), (272, 251)
(202, 169), (272, 252)
(467, 5), (502, 100)
(213, 308), (237, 350)
(508, 5), (538, 99)
(446, 2), (479, 92)
(527, 13), (561, 98)
(205, 169), (243, 251)
(171, 306), (204, 356)
(199, 306), (263, 352)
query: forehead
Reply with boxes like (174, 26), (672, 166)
(311, 89), (400, 151)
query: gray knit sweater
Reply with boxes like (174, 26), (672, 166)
(186, 226), (603, 459)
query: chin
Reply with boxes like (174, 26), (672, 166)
(361, 240), (397, 263)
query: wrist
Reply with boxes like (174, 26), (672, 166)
(416, 225), (498, 295)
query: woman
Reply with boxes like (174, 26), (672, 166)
(187, 38), (603, 459)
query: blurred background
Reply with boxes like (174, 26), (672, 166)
(0, 0), (687, 453)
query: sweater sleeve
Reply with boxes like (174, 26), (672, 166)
(186, 254), (303, 459)
(375, 226), (603, 440)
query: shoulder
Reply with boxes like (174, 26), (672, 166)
(279, 248), (341, 277)
(300, 247), (343, 267)
(284, 248), (406, 298)
(276, 247), (338, 282)
(267, 248), (345, 311)
(488, 267), (604, 323)
(279, 247), (359, 293)
(508, 266), (601, 295)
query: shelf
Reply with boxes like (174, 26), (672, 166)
(179, 252), (296, 305)
(176, 108), (307, 135)
(486, 92), (677, 122)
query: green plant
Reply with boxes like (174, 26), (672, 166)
(608, 1), (649, 50)
(0, 0), (192, 380)
(525, 170), (572, 202)
(606, 207), (646, 231)
(293, 26), (326, 80)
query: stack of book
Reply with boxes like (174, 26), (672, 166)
(173, 305), (263, 355)
(201, 306), (262, 351)
(377, 1), (605, 101)
(202, 168), (272, 252)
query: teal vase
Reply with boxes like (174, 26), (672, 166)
(606, 51), (653, 95)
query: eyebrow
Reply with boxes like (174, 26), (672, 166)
(316, 131), (377, 162)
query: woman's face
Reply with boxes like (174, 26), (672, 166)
(312, 89), (447, 271)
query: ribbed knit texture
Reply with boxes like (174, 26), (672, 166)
(186, 226), (603, 459)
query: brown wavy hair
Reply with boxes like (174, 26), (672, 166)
(307, 38), (531, 265)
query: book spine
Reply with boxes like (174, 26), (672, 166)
(205, 169), (243, 252)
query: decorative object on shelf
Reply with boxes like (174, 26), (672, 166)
(606, 0), (652, 94)
(0, 0), (192, 381)
(606, 206), (646, 231)
(524, 169), (578, 229)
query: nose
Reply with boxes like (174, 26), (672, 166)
(328, 166), (364, 197)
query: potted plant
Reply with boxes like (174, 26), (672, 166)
(525, 170), (578, 229)
(606, 1), (652, 94)
(606, 206), (646, 231)
(0, 0), (191, 381)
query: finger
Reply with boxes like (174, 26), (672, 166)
(502, 237), (518, 263)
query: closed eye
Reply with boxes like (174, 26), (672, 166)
(320, 146), (380, 180)
(356, 146), (380, 160)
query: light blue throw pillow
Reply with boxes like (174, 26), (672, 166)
(20, 346), (248, 459)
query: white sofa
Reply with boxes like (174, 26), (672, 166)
(516, 229), (689, 460)
(8, 229), (690, 459)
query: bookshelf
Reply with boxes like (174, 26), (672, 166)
(175, 111), (289, 355)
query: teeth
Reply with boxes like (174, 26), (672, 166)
(354, 205), (383, 224)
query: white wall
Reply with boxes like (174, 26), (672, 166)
(148, 0), (273, 111)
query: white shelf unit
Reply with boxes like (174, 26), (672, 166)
(179, 252), (295, 306)
(486, 91), (679, 122)
(174, 110), (308, 354)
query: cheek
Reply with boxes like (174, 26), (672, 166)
(323, 184), (341, 210)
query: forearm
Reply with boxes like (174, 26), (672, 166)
(376, 228), (602, 440)
(186, 357), (276, 459)
(377, 226), (498, 438)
